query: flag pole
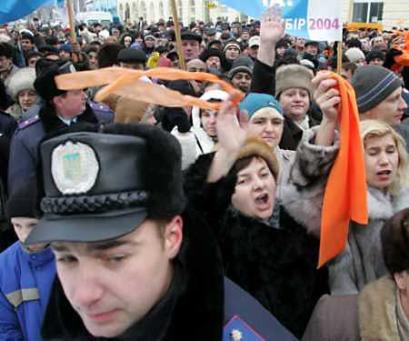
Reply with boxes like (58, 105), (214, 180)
(66, 0), (77, 43)
(170, 0), (186, 70)
(336, 41), (343, 74)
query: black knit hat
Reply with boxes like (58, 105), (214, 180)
(26, 123), (186, 244)
(6, 181), (41, 219)
(351, 65), (403, 113)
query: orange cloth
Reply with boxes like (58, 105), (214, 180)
(318, 73), (368, 267)
(55, 67), (244, 111)
(394, 32), (409, 68)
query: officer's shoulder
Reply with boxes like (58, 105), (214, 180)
(17, 115), (41, 131)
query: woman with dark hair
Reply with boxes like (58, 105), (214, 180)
(119, 32), (134, 48)
(184, 89), (340, 337)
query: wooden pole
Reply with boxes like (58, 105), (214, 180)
(170, 0), (186, 70)
(336, 41), (343, 75)
(66, 0), (77, 43)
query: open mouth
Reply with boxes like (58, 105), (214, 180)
(376, 170), (392, 176)
(255, 193), (269, 205)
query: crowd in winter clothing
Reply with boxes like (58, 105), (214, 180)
(0, 6), (409, 340)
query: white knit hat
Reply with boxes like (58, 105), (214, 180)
(8, 68), (37, 101)
(345, 47), (366, 64)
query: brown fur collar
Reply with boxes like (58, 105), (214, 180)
(358, 276), (399, 341)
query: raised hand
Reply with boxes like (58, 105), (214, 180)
(312, 71), (340, 123)
(260, 4), (286, 46)
(216, 100), (248, 155)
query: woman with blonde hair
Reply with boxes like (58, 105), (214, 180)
(329, 119), (409, 295)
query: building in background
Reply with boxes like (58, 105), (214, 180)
(341, 0), (409, 29)
(117, 0), (241, 25)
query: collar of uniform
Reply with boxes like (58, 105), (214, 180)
(21, 243), (54, 266)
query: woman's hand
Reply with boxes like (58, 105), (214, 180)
(312, 72), (340, 146)
(313, 71), (340, 123)
(216, 100), (248, 154)
(207, 99), (248, 183)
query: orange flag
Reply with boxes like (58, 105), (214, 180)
(394, 31), (409, 69)
(318, 73), (368, 268)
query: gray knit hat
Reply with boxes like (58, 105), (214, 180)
(275, 64), (313, 98)
(351, 65), (403, 113)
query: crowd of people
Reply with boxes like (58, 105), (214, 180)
(0, 5), (409, 340)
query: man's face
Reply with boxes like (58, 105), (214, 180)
(365, 87), (408, 125)
(120, 62), (144, 70)
(28, 55), (41, 68)
(18, 89), (38, 111)
(182, 39), (200, 61)
(225, 45), (240, 60)
(248, 45), (259, 58)
(0, 56), (12, 72)
(54, 90), (87, 119)
(231, 71), (251, 93)
(241, 31), (250, 41)
(21, 38), (33, 51)
(369, 58), (384, 66)
(186, 59), (207, 72)
(144, 38), (156, 49)
(200, 109), (217, 138)
(206, 56), (221, 70)
(59, 50), (71, 61)
(52, 218), (182, 337)
(11, 217), (42, 251)
(305, 44), (318, 56)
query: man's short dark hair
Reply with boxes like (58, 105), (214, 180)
(98, 43), (122, 68)
(0, 42), (13, 59)
(382, 208), (409, 275)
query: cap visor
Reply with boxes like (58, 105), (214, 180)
(25, 208), (147, 245)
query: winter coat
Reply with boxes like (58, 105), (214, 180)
(302, 276), (408, 341)
(279, 114), (321, 151)
(329, 186), (409, 295)
(171, 90), (228, 170)
(39, 208), (296, 341)
(184, 129), (339, 337)
(0, 242), (56, 341)
(8, 102), (113, 195)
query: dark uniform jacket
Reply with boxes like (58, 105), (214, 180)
(8, 102), (113, 195)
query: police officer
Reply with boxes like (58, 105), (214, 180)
(7, 61), (113, 195)
(26, 123), (296, 340)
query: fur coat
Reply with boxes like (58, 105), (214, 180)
(329, 187), (409, 295)
(184, 129), (339, 337)
(302, 276), (409, 341)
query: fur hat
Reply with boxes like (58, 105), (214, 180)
(6, 180), (40, 219)
(26, 123), (186, 244)
(34, 62), (76, 100)
(236, 137), (279, 180)
(275, 64), (313, 98)
(8, 67), (36, 101)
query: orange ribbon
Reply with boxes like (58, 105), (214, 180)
(318, 73), (368, 268)
(55, 67), (244, 111)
